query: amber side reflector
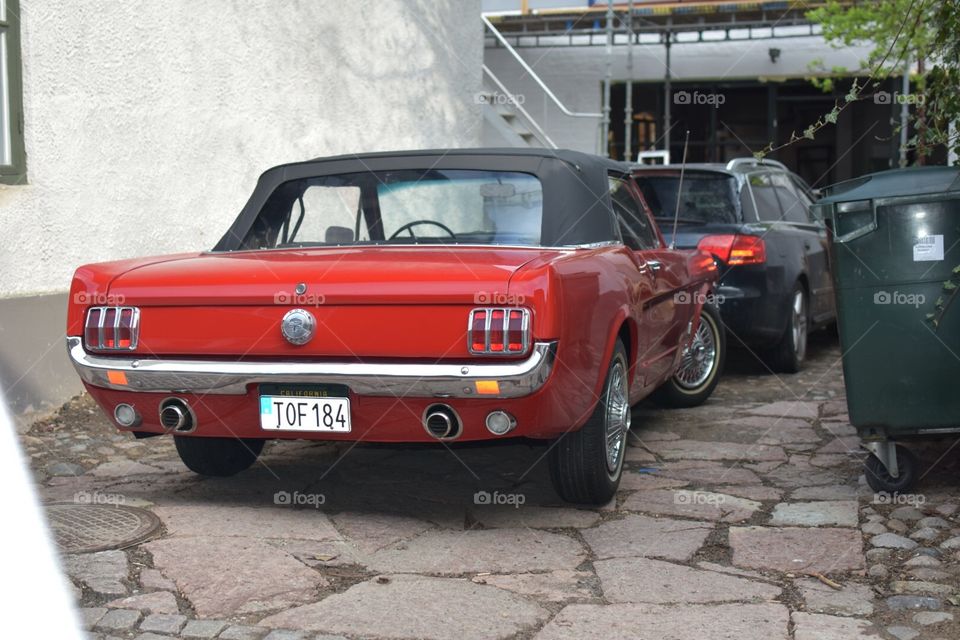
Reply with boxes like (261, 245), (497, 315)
(475, 380), (500, 395)
(107, 370), (128, 386)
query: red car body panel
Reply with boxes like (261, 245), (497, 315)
(67, 149), (718, 445)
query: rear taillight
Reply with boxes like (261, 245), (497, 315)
(468, 308), (530, 355)
(697, 234), (766, 265)
(84, 307), (140, 350)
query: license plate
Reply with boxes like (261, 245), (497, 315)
(259, 395), (351, 432)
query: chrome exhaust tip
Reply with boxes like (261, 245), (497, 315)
(422, 404), (462, 440)
(159, 398), (196, 433)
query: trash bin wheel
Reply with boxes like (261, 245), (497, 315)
(864, 444), (918, 493)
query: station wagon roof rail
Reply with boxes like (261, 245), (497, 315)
(725, 157), (788, 172)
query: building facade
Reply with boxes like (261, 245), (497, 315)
(0, 0), (483, 416)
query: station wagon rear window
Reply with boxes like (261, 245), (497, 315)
(238, 170), (544, 249)
(635, 172), (741, 225)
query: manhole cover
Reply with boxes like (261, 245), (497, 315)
(46, 503), (161, 554)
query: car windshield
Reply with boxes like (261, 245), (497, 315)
(635, 172), (741, 224)
(239, 169), (544, 249)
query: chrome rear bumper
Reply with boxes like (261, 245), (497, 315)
(67, 337), (556, 398)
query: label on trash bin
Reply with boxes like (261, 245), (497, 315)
(913, 235), (944, 261)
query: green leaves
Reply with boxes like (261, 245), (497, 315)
(928, 263), (960, 331)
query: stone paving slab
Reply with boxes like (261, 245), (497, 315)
(363, 528), (586, 574)
(581, 514), (713, 561)
(152, 504), (342, 540)
(791, 612), (883, 640)
(654, 462), (763, 485)
(730, 526), (865, 573)
(769, 500), (859, 527)
(645, 439), (787, 462)
(623, 488), (761, 522)
(747, 400), (820, 420)
(259, 574), (549, 640)
(797, 578), (875, 615)
(63, 549), (129, 596)
(105, 591), (179, 614)
(594, 557), (781, 603)
(474, 570), (595, 602)
(145, 536), (325, 617)
(467, 505), (601, 529)
(535, 602), (790, 639)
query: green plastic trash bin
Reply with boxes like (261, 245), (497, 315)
(814, 167), (960, 492)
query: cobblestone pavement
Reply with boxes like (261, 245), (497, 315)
(19, 331), (960, 639)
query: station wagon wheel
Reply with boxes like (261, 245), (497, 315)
(548, 339), (630, 504)
(651, 304), (726, 409)
(768, 283), (808, 373)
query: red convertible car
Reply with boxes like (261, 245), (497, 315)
(67, 149), (723, 503)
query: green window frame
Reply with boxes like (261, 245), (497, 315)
(0, 0), (25, 184)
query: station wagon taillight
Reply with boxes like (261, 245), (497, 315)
(698, 234), (766, 266)
(85, 307), (140, 350)
(469, 308), (530, 355)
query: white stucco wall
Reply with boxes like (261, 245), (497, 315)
(0, 0), (483, 297)
(484, 33), (873, 153)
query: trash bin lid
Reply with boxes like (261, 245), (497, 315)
(820, 166), (960, 204)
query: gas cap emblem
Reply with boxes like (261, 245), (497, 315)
(281, 308), (316, 346)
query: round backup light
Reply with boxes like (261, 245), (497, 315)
(485, 410), (517, 436)
(113, 403), (140, 428)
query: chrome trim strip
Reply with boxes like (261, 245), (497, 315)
(66, 336), (557, 398)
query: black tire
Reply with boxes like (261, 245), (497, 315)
(174, 436), (265, 477)
(651, 304), (725, 408)
(865, 445), (919, 494)
(549, 340), (630, 505)
(768, 283), (808, 373)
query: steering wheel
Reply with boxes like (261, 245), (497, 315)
(388, 220), (457, 240)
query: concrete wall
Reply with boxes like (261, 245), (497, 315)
(484, 33), (873, 153)
(0, 0), (484, 414)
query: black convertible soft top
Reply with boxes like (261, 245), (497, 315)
(213, 148), (632, 250)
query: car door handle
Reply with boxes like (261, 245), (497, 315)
(647, 260), (662, 272)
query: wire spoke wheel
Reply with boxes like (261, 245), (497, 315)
(604, 359), (630, 475)
(675, 316), (718, 389)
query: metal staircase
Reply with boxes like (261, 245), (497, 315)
(480, 65), (555, 148)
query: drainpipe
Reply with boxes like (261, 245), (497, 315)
(624, 0), (635, 161)
(602, 0), (614, 157)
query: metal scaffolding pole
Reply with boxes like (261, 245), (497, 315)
(624, 0), (635, 161)
(663, 20), (672, 155)
(602, 0), (614, 157)
(899, 58), (910, 168)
